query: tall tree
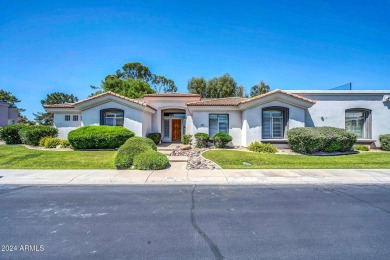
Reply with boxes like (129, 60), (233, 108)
(235, 85), (247, 97)
(91, 62), (177, 96)
(250, 81), (270, 97)
(187, 74), (238, 98)
(187, 77), (207, 97)
(34, 92), (79, 125)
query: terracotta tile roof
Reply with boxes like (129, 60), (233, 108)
(143, 93), (201, 97)
(240, 89), (316, 104)
(187, 97), (248, 106)
(186, 89), (316, 106)
(44, 91), (156, 110)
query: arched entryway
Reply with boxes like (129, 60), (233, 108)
(161, 108), (186, 143)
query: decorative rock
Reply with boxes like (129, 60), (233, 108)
(170, 148), (221, 170)
(180, 145), (192, 150)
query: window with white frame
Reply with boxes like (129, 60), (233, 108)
(163, 119), (170, 138)
(73, 115), (79, 121)
(262, 107), (288, 139)
(100, 109), (124, 126)
(345, 109), (371, 139)
(209, 114), (228, 138)
(65, 115), (70, 121)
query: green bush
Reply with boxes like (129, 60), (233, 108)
(0, 125), (28, 144)
(60, 140), (71, 148)
(287, 127), (357, 154)
(68, 126), (135, 149)
(194, 133), (209, 148)
(181, 134), (192, 145)
(147, 132), (161, 145)
(114, 137), (157, 169)
(19, 125), (58, 146)
(248, 141), (278, 153)
(39, 137), (62, 148)
(0, 126), (3, 140)
(212, 132), (232, 148)
(379, 134), (390, 151)
(133, 150), (170, 170)
(354, 145), (369, 151)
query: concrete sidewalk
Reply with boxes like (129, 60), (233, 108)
(0, 164), (390, 185)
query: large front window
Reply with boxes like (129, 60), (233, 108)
(262, 108), (288, 139)
(345, 109), (371, 139)
(100, 109), (124, 126)
(209, 114), (228, 138)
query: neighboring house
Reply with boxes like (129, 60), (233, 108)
(0, 101), (18, 126)
(44, 90), (390, 148)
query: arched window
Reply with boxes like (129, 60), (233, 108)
(100, 109), (124, 126)
(345, 109), (371, 139)
(262, 107), (289, 139)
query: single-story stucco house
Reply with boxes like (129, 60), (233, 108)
(44, 89), (390, 148)
(0, 101), (18, 126)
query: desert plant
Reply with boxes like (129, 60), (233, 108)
(133, 150), (170, 170)
(114, 137), (157, 169)
(68, 126), (134, 149)
(181, 134), (192, 145)
(287, 127), (357, 154)
(248, 141), (278, 153)
(147, 132), (162, 145)
(0, 124), (28, 144)
(354, 145), (369, 151)
(39, 137), (62, 148)
(379, 134), (390, 151)
(60, 140), (71, 148)
(212, 132), (232, 148)
(194, 133), (209, 148)
(19, 125), (58, 146)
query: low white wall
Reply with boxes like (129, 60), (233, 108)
(53, 113), (82, 139)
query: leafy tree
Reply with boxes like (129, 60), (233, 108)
(187, 74), (238, 98)
(34, 92), (79, 125)
(187, 77), (207, 97)
(250, 81), (270, 97)
(91, 62), (177, 96)
(235, 86), (247, 97)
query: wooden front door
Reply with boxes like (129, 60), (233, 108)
(172, 119), (181, 141)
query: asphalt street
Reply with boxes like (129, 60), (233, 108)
(0, 184), (389, 259)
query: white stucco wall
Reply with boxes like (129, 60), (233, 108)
(191, 110), (242, 146)
(242, 100), (306, 146)
(81, 101), (144, 137)
(294, 93), (390, 146)
(53, 113), (82, 139)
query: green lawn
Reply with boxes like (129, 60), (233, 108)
(202, 150), (390, 169)
(0, 146), (117, 169)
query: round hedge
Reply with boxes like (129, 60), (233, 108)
(68, 126), (134, 149)
(287, 126), (357, 154)
(147, 132), (161, 145)
(379, 134), (390, 151)
(19, 125), (58, 146)
(248, 141), (278, 153)
(212, 132), (232, 148)
(0, 124), (28, 144)
(133, 150), (169, 170)
(114, 137), (157, 169)
(194, 132), (209, 148)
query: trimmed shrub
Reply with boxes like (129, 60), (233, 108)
(354, 145), (369, 151)
(287, 127), (357, 154)
(114, 137), (157, 169)
(19, 125), (58, 146)
(60, 140), (71, 148)
(0, 125), (28, 144)
(39, 137), (62, 148)
(133, 150), (169, 170)
(68, 126), (134, 149)
(248, 141), (278, 153)
(379, 134), (390, 151)
(212, 132), (232, 148)
(147, 132), (161, 145)
(194, 133), (209, 148)
(0, 126), (3, 140)
(181, 134), (192, 145)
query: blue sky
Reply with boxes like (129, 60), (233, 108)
(0, 0), (389, 119)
